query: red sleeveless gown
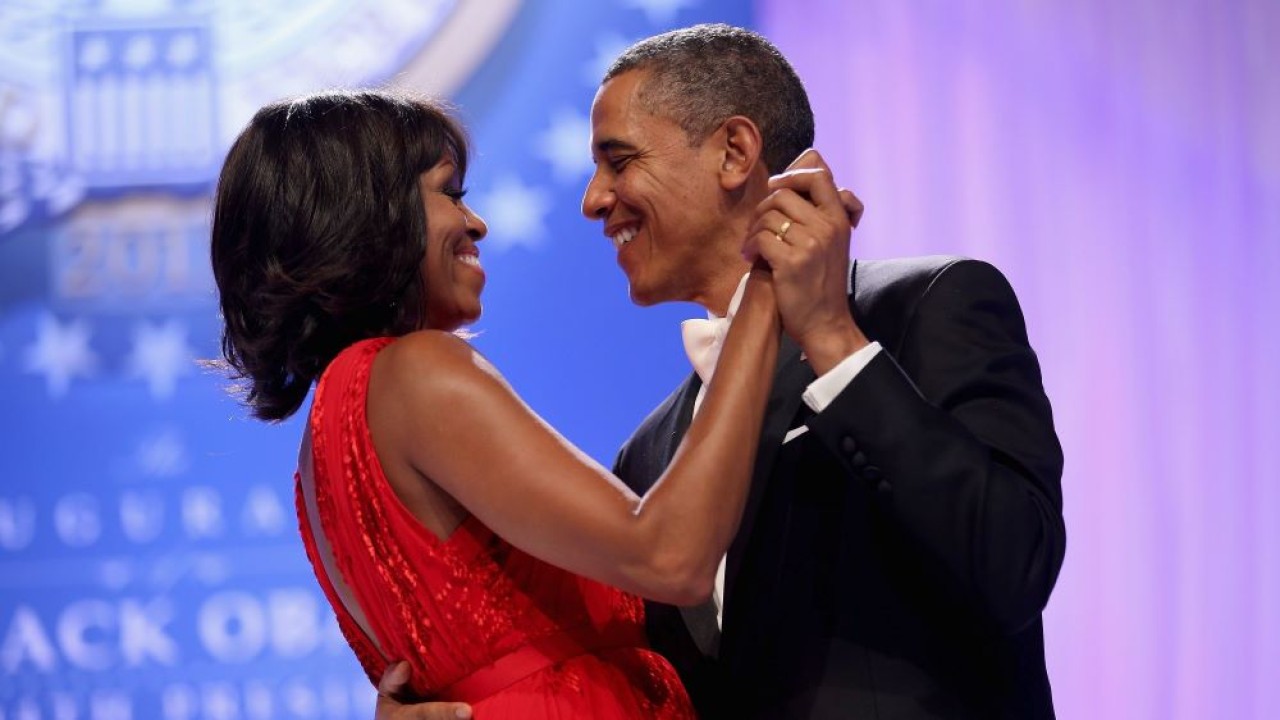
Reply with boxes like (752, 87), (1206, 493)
(295, 337), (695, 717)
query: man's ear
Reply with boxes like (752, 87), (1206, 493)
(716, 116), (765, 192)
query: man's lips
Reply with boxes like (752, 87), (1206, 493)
(607, 223), (639, 250)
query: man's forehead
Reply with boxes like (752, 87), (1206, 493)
(591, 72), (639, 119)
(590, 70), (677, 144)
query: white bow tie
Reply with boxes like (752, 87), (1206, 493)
(681, 315), (731, 385)
(680, 273), (750, 385)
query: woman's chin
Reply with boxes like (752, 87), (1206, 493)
(461, 303), (482, 326)
(424, 299), (482, 333)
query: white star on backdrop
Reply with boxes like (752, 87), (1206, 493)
(23, 313), (97, 398)
(625, 0), (699, 25)
(473, 175), (552, 252)
(537, 109), (595, 182)
(584, 32), (634, 85)
(136, 428), (190, 478)
(126, 319), (194, 400)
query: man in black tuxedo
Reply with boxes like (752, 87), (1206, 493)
(377, 23), (1063, 720)
(584, 24), (1064, 719)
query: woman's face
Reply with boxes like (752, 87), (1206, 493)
(419, 157), (488, 331)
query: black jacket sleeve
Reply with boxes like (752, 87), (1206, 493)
(806, 258), (1065, 634)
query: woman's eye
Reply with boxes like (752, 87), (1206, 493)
(442, 188), (468, 203)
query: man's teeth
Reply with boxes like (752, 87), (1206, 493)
(611, 227), (636, 249)
(457, 254), (481, 267)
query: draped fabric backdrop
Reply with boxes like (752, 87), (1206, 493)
(0, 1), (1275, 718)
(760, 2), (1280, 718)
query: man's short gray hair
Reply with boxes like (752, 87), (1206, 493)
(604, 23), (815, 174)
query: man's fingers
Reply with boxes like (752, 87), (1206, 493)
(768, 167), (842, 211)
(751, 229), (792, 271)
(838, 188), (865, 228)
(755, 188), (828, 234)
(784, 147), (829, 172)
(747, 209), (793, 242)
(775, 148), (844, 215)
(744, 207), (806, 262)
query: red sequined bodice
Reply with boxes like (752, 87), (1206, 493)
(295, 337), (694, 717)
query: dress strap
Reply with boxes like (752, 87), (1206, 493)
(441, 624), (647, 701)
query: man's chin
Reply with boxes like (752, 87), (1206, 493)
(627, 282), (663, 307)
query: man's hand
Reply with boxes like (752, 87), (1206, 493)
(373, 662), (472, 720)
(742, 149), (869, 374)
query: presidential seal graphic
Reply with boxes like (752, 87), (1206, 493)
(1, 0), (518, 237)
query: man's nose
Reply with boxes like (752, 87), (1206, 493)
(581, 171), (612, 220)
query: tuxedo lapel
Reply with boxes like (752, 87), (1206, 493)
(723, 261), (858, 612)
(646, 373), (724, 658)
(724, 336), (812, 603)
(656, 347), (813, 655)
(653, 316), (836, 646)
(656, 373), (701, 475)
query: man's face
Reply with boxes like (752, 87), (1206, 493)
(581, 69), (727, 307)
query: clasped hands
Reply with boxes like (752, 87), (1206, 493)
(744, 149), (870, 375)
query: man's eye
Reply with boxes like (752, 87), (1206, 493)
(608, 155), (632, 171)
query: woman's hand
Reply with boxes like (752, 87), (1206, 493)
(373, 662), (472, 720)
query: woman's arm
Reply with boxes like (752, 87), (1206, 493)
(368, 269), (778, 606)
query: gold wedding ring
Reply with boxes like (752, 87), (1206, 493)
(775, 219), (793, 242)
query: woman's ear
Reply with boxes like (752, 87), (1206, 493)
(716, 116), (765, 191)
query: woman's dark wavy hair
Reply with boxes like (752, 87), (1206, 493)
(210, 89), (469, 422)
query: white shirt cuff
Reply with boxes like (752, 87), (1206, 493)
(801, 342), (883, 413)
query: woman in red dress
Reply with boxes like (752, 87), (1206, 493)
(210, 90), (779, 716)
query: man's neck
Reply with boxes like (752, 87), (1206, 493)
(689, 178), (768, 315)
(695, 262), (752, 317)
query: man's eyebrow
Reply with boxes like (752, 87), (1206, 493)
(594, 138), (638, 154)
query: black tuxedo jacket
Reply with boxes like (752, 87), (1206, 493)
(614, 257), (1065, 719)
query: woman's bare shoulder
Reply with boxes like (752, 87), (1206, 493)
(375, 330), (503, 401)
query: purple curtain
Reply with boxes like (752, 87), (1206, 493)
(758, 1), (1280, 717)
